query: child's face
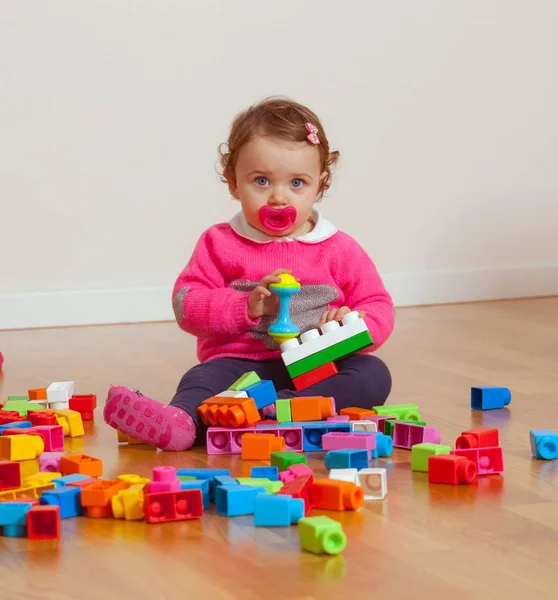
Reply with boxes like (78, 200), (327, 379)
(229, 135), (326, 237)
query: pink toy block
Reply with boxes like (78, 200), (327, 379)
(326, 416), (350, 423)
(450, 447), (504, 475)
(39, 452), (65, 472)
(4, 425), (64, 452)
(206, 426), (303, 454)
(147, 466), (181, 494)
(278, 463), (315, 484)
(321, 432), (377, 458)
(393, 422), (441, 449)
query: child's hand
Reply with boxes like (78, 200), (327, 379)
(247, 269), (294, 320)
(318, 307), (366, 327)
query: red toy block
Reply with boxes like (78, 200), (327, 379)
(340, 407), (377, 421)
(60, 454), (103, 478)
(241, 433), (286, 461)
(27, 411), (58, 427)
(0, 460), (22, 490)
(428, 454), (477, 484)
(0, 411), (27, 425)
(27, 505), (61, 539)
(292, 362), (338, 391)
(69, 394), (97, 421)
(451, 446), (504, 475)
(277, 474), (313, 516)
(456, 427), (499, 449)
(28, 388), (48, 401)
(144, 489), (204, 524)
(197, 397), (260, 428)
(290, 397), (335, 422)
(311, 479), (364, 511)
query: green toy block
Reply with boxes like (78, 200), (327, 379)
(275, 399), (292, 423)
(2, 397), (30, 416)
(270, 450), (308, 472)
(286, 330), (374, 379)
(25, 404), (48, 412)
(236, 478), (283, 494)
(384, 418), (427, 437)
(177, 475), (196, 481)
(373, 403), (421, 422)
(228, 371), (261, 392)
(411, 443), (451, 472)
(299, 516), (347, 555)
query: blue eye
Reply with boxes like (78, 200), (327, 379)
(255, 176), (269, 186)
(292, 178), (304, 188)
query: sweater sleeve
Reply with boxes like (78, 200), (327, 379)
(334, 234), (395, 351)
(172, 229), (261, 337)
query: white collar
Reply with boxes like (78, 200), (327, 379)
(229, 208), (337, 244)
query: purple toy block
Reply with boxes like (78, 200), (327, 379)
(206, 426), (303, 455)
(321, 432), (377, 458)
(326, 416), (350, 423)
(147, 466), (181, 494)
(451, 447), (504, 475)
(278, 463), (314, 484)
(39, 452), (65, 473)
(393, 422), (441, 449)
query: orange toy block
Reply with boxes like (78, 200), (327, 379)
(290, 397), (335, 422)
(311, 479), (364, 511)
(28, 388), (48, 400)
(81, 479), (127, 518)
(197, 396), (260, 427)
(339, 407), (377, 421)
(241, 433), (286, 461)
(117, 430), (148, 445)
(292, 362), (338, 391)
(60, 454), (103, 478)
(0, 434), (45, 461)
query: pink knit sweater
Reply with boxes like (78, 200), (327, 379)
(172, 211), (394, 363)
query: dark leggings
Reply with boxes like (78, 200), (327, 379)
(170, 354), (392, 442)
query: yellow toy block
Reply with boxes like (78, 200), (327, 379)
(116, 430), (148, 445)
(0, 434), (44, 461)
(0, 482), (55, 500)
(112, 482), (148, 520)
(117, 473), (151, 486)
(54, 409), (84, 437)
(24, 472), (62, 486)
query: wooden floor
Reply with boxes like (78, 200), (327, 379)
(1, 297), (557, 600)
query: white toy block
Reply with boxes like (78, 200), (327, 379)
(215, 390), (249, 398)
(328, 468), (359, 484)
(27, 400), (48, 410)
(357, 468), (387, 500)
(280, 311), (370, 367)
(46, 381), (74, 408)
(350, 420), (378, 433)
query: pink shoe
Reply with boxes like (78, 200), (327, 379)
(103, 385), (196, 451)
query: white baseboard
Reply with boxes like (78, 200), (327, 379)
(1, 264), (557, 330)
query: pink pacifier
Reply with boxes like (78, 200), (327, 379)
(258, 206), (297, 233)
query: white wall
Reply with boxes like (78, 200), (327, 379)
(1, 0), (558, 329)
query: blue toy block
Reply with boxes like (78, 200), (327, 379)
(471, 387), (511, 410)
(176, 468), (231, 501)
(324, 449), (369, 471)
(242, 380), (277, 410)
(254, 493), (304, 526)
(302, 423), (353, 451)
(350, 431), (394, 457)
(0, 421), (32, 434)
(40, 485), (83, 518)
(179, 479), (211, 509)
(0, 501), (33, 536)
(530, 430), (558, 460)
(250, 466), (279, 481)
(215, 485), (267, 516)
(52, 473), (91, 487)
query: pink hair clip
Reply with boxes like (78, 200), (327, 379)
(305, 123), (320, 145)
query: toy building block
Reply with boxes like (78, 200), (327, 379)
(451, 447), (504, 475)
(0, 460), (22, 490)
(144, 488), (204, 523)
(299, 516), (346, 555)
(292, 362), (338, 391)
(27, 411), (58, 427)
(228, 371), (261, 392)
(60, 454), (103, 478)
(178, 479), (210, 509)
(242, 380), (277, 410)
(197, 396), (260, 428)
(357, 468), (387, 500)
(111, 483), (147, 520)
(28, 388), (48, 401)
(52, 473), (92, 487)
(324, 449), (369, 471)
(46, 381), (74, 410)
(81, 480), (127, 518)
(40, 485), (84, 518)
(39, 452), (64, 473)
(340, 407), (377, 421)
(26, 400), (49, 411)
(277, 474), (313, 515)
(116, 430), (146, 445)
(311, 479), (364, 511)
(0, 501), (34, 537)
(176, 468), (230, 501)
(26, 505), (61, 539)
(117, 473), (151, 486)
(350, 420), (377, 433)
(25, 472), (63, 487)
(0, 434), (44, 461)
(373, 403), (421, 422)
(254, 493), (304, 526)
(236, 477), (283, 494)
(411, 443), (451, 472)
(393, 422), (441, 449)
(53, 409), (84, 437)
(328, 415), (350, 423)
(0, 411), (28, 425)
(251, 466), (279, 481)
(2, 397), (29, 416)
(2, 425), (64, 452)
(65, 478), (97, 489)
(0, 420), (32, 434)
(241, 433), (286, 460)
(214, 390), (249, 399)
(322, 431), (392, 459)
(278, 463), (314, 484)
(328, 468), (359, 483)
(268, 273), (301, 344)
(147, 466), (181, 494)
(275, 399), (292, 424)
(206, 425), (303, 454)
(530, 430), (558, 460)
(428, 454), (477, 485)
(69, 394), (97, 421)
(471, 386), (511, 411)
(280, 311), (373, 378)
(215, 485), (266, 517)
(384, 418), (427, 438)
(270, 450), (308, 471)
(455, 427), (499, 449)
(290, 397), (335, 422)
(300, 422), (351, 452)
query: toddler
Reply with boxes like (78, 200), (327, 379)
(104, 97), (395, 451)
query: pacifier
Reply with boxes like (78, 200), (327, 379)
(258, 206), (297, 233)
